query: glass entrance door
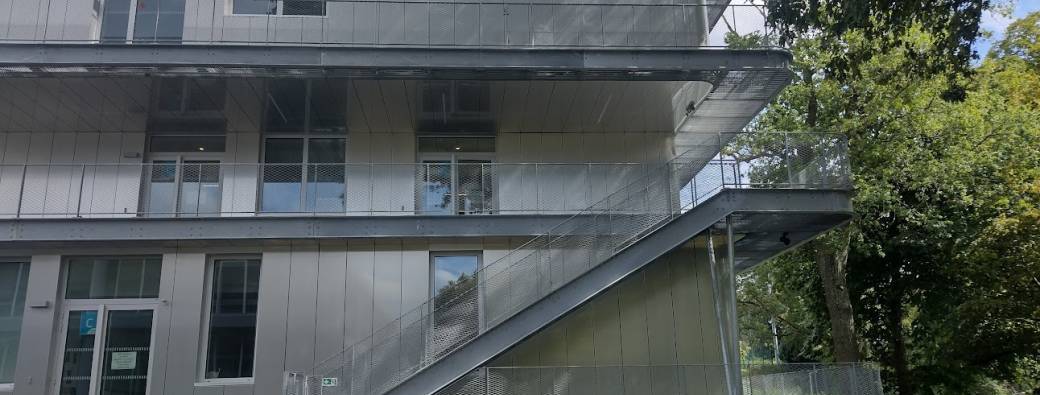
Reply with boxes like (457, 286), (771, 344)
(58, 306), (156, 395)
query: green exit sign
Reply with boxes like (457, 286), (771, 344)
(321, 378), (338, 387)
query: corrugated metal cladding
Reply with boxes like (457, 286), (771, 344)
(3, 237), (725, 395)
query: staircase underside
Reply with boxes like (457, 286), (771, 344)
(386, 188), (852, 395)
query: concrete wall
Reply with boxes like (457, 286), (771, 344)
(0, 0), (710, 47)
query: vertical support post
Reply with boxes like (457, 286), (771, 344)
(718, 132), (727, 188)
(15, 164), (27, 218)
(708, 218), (744, 395)
(726, 216), (743, 395)
(783, 133), (795, 187)
(76, 164), (86, 217)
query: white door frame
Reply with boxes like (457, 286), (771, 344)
(54, 300), (161, 395)
(418, 152), (496, 214)
(142, 153), (225, 216)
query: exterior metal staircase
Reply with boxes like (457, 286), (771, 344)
(284, 133), (851, 395)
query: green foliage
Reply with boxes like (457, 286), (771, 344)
(738, 10), (1040, 394)
(765, 0), (996, 78)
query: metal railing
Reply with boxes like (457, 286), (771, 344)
(286, 363), (883, 395)
(281, 132), (850, 395)
(0, 3), (777, 50)
(0, 162), (655, 218)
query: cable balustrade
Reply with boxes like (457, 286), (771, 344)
(279, 132), (850, 395)
(0, 162), (658, 218)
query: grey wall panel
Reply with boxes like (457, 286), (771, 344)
(0, 0), (11, 40)
(248, 16), (267, 42)
(403, 3), (429, 45)
(454, 4), (478, 46)
(253, 247), (292, 394)
(529, 5), (553, 45)
(182, 0), (198, 42)
(11, 255), (61, 395)
(371, 240), (403, 339)
(504, 4), (531, 46)
(223, 383), (254, 395)
(325, 2), (354, 43)
(284, 244), (320, 372)
(162, 252), (207, 394)
(344, 240), (374, 345)
(429, 4), (453, 45)
(353, 2), (378, 44)
(43, 0), (68, 41)
(313, 241), (347, 365)
(194, 384), (224, 395)
(195, 0), (215, 42)
(7, 0), (40, 38)
(148, 251), (178, 395)
(378, 2), (405, 44)
(221, 17), (251, 43)
(273, 17), (303, 43)
(480, 4), (505, 46)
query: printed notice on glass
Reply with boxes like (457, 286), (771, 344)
(110, 352), (137, 370)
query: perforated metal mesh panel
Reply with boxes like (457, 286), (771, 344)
(285, 133), (850, 395)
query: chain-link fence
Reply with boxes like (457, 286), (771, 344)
(282, 132), (850, 395)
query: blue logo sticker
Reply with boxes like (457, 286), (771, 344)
(80, 311), (97, 335)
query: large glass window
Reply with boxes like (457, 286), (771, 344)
(430, 254), (480, 357)
(417, 137), (495, 215)
(203, 258), (260, 379)
(0, 260), (29, 384)
(264, 79), (346, 133)
(65, 257), (162, 299)
(261, 138), (345, 213)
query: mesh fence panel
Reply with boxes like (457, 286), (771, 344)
(289, 133), (850, 395)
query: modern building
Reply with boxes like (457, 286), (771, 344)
(0, 1), (868, 395)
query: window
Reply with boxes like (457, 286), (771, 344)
(149, 78), (227, 133)
(203, 257), (260, 380)
(233, 0), (325, 16)
(430, 253), (481, 357)
(261, 137), (346, 213)
(264, 79), (346, 133)
(0, 260), (29, 384)
(65, 257), (162, 299)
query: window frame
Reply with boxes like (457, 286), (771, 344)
(61, 256), (165, 301)
(197, 255), (262, 384)
(428, 252), (484, 331)
(227, 0), (327, 17)
(0, 258), (30, 388)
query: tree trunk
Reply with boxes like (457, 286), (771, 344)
(887, 298), (913, 395)
(814, 228), (861, 362)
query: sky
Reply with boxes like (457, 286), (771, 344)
(974, 1), (1040, 59)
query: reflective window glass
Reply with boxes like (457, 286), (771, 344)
(65, 257), (162, 299)
(204, 258), (260, 379)
(262, 139), (305, 212)
(0, 260), (29, 384)
(265, 80), (308, 132)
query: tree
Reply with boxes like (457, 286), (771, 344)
(739, 12), (1040, 393)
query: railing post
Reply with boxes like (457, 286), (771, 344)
(718, 132), (727, 188)
(75, 164), (86, 217)
(15, 164), (26, 218)
(783, 133), (795, 187)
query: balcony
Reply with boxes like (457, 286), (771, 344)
(0, 133), (848, 220)
(0, 1), (772, 49)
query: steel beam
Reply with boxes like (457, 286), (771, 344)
(0, 45), (791, 80)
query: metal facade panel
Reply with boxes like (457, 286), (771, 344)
(163, 252), (207, 393)
(252, 247), (291, 392)
(147, 251), (178, 395)
(343, 240), (375, 345)
(10, 255), (60, 395)
(314, 242), (348, 365)
(284, 246), (320, 372)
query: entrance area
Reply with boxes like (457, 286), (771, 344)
(55, 256), (163, 395)
(417, 136), (496, 215)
